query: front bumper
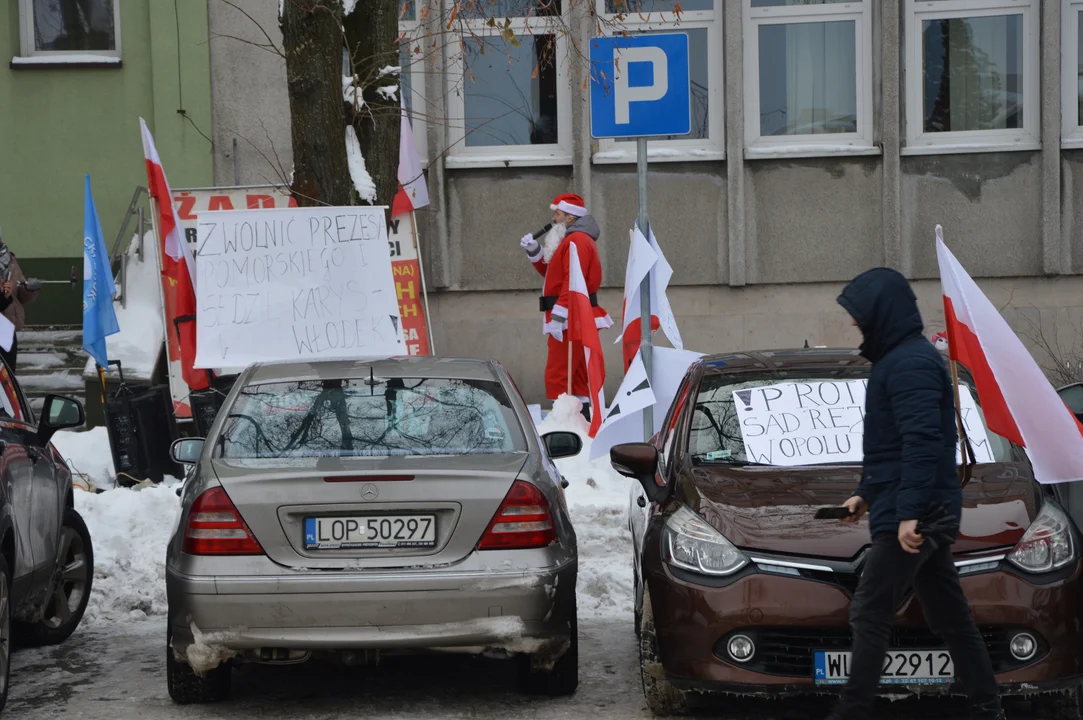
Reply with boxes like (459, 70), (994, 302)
(166, 557), (577, 658)
(646, 557), (1083, 696)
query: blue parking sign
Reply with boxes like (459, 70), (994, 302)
(589, 33), (691, 139)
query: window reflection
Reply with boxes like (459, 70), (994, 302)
(33, 0), (116, 52)
(758, 20), (857, 136)
(218, 378), (527, 458)
(922, 15), (1023, 133)
(464, 34), (559, 146)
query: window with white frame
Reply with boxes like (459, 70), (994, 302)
(904, 0), (1039, 154)
(445, 0), (571, 168)
(399, 0), (430, 162)
(743, 0), (874, 158)
(593, 0), (723, 163)
(1063, 0), (1083, 146)
(16, 0), (121, 63)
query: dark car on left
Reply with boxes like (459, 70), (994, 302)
(0, 364), (93, 714)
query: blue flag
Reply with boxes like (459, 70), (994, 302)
(83, 175), (119, 368)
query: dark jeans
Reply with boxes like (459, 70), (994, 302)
(830, 533), (1002, 720)
(1, 333), (18, 371)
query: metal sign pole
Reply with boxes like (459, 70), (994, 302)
(637, 137), (653, 442)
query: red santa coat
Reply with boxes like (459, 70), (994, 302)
(530, 218), (612, 400)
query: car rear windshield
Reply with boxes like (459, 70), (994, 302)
(689, 372), (1013, 467)
(215, 377), (527, 459)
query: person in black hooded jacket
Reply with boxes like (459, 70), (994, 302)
(829, 268), (1003, 720)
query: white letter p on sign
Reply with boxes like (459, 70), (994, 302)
(613, 46), (668, 125)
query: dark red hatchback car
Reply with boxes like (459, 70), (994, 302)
(612, 349), (1083, 717)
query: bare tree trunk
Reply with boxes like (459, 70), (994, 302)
(281, 0), (355, 207)
(344, 0), (401, 219)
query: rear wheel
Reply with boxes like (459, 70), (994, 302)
(15, 507), (93, 647)
(0, 555), (12, 713)
(520, 601), (578, 696)
(166, 628), (232, 704)
(1032, 685), (1083, 720)
(640, 592), (688, 717)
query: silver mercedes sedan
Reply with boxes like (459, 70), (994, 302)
(164, 357), (582, 704)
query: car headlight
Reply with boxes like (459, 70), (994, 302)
(663, 506), (748, 576)
(1007, 501), (1077, 574)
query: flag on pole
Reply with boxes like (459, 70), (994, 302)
(936, 224), (1083, 484)
(82, 174), (119, 369)
(567, 243), (606, 437)
(139, 118), (208, 393)
(617, 222), (682, 370)
(391, 98), (430, 217)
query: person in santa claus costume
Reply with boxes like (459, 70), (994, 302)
(520, 193), (613, 419)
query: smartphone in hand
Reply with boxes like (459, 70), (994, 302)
(814, 506), (854, 520)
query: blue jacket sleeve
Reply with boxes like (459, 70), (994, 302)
(887, 357), (944, 521)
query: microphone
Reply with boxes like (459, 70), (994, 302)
(532, 223), (553, 240)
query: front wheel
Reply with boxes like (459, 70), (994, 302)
(16, 507), (93, 647)
(640, 592), (689, 717)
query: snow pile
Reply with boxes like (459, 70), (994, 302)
(343, 74), (363, 107)
(52, 427), (115, 489)
(343, 0), (359, 15)
(82, 232), (164, 382)
(538, 394), (635, 621)
(75, 481), (181, 625)
(376, 84), (399, 101)
(345, 125), (377, 203)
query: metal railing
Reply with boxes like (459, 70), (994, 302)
(110, 186), (150, 309)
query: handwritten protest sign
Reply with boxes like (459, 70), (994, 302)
(193, 206), (405, 368)
(733, 380), (993, 467)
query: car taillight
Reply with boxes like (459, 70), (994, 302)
(478, 480), (556, 550)
(183, 487), (264, 556)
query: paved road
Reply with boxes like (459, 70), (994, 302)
(8, 617), (1045, 719)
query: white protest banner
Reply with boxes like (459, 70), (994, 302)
(193, 206), (405, 368)
(733, 380), (994, 467)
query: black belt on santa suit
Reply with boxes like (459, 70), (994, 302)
(539, 294), (598, 311)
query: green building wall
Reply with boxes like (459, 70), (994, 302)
(0, 0), (213, 325)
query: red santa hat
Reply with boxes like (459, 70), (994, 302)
(550, 193), (587, 217)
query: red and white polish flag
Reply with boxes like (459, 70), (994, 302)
(391, 95), (430, 217)
(937, 225), (1083, 484)
(140, 117), (208, 393)
(567, 243), (606, 438)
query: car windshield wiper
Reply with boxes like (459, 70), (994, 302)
(691, 454), (763, 466)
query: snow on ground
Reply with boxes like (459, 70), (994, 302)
(538, 395), (635, 621)
(50, 395), (633, 630)
(17, 370), (83, 390)
(75, 482), (181, 625)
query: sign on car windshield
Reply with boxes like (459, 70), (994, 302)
(691, 378), (1002, 468)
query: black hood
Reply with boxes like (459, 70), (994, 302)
(837, 268), (924, 362)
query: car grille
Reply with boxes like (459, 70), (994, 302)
(715, 626), (1042, 677)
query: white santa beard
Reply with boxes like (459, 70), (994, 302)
(541, 223), (567, 264)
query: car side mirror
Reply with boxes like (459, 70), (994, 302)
(170, 438), (205, 465)
(38, 394), (85, 444)
(610, 442), (666, 504)
(542, 431), (582, 460)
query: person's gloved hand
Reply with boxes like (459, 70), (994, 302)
(520, 233), (540, 257)
(544, 315), (566, 342)
(23, 278), (40, 292)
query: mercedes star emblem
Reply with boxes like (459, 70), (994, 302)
(360, 483), (379, 501)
